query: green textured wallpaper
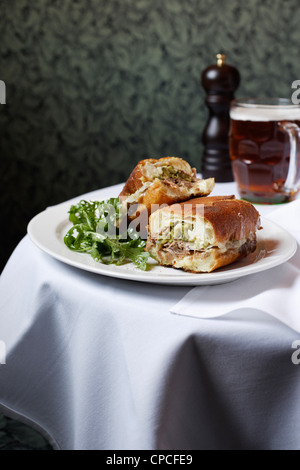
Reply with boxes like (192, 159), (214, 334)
(1, 0), (300, 270)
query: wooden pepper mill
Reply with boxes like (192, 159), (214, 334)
(201, 53), (240, 182)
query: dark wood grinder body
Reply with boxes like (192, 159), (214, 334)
(201, 54), (240, 182)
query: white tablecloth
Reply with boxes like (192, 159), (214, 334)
(0, 182), (300, 450)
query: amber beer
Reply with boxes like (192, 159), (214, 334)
(229, 98), (300, 204)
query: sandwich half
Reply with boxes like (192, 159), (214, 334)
(145, 195), (261, 273)
(119, 157), (215, 220)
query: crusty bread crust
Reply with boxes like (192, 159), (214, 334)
(148, 195), (261, 244)
(147, 239), (256, 273)
(119, 156), (198, 198)
(140, 179), (181, 209)
(119, 157), (215, 221)
(119, 162), (146, 198)
(146, 196), (261, 272)
(128, 178), (215, 217)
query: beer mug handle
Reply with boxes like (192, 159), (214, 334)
(278, 121), (300, 194)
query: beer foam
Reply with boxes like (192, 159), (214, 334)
(230, 105), (300, 122)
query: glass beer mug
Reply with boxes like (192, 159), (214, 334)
(229, 98), (300, 204)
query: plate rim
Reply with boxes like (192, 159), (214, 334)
(27, 199), (298, 286)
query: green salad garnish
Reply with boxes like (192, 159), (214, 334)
(64, 198), (150, 271)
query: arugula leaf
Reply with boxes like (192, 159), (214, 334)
(64, 198), (151, 271)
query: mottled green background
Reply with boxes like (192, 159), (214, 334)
(1, 0), (300, 271)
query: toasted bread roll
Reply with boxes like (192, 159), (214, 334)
(145, 195), (261, 273)
(119, 157), (215, 220)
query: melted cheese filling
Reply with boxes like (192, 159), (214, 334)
(156, 220), (247, 253)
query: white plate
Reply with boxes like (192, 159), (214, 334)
(27, 198), (297, 286)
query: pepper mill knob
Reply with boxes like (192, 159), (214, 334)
(201, 53), (240, 182)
